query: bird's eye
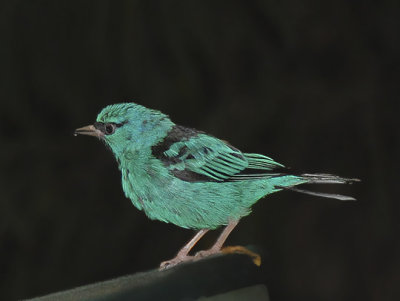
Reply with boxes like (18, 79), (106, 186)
(105, 123), (116, 135)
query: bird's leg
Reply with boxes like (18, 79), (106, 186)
(159, 228), (209, 270)
(195, 220), (239, 259)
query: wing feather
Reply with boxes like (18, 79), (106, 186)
(161, 133), (283, 182)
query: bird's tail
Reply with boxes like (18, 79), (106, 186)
(277, 173), (360, 201)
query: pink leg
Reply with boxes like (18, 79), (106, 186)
(159, 228), (209, 270)
(195, 220), (239, 259)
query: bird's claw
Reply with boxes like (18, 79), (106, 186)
(194, 248), (221, 259)
(159, 255), (194, 270)
(159, 246), (261, 270)
(196, 245), (262, 266)
(159, 249), (221, 270)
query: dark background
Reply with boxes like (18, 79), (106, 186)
(1, 1), (399, 300)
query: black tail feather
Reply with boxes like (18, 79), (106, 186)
(283, 186), (357, 201)
(277, 173), (360, 201)
(300, 173), (360, 185)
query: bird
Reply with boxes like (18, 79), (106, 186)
(74, 102), (358, 269)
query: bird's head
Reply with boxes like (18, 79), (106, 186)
(75, 102), (173, 156)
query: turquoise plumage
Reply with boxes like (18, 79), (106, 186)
(75, 102), (357, 269)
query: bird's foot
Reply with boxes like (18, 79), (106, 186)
(221, 245), (261, 266)
(159, 254), (195, 270)
(194, 247), (221, 259)
(193, 245), (261, 266)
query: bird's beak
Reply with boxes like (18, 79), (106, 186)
(74, 125), (104, 138)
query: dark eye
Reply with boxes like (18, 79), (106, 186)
(105, 123), (116, 135)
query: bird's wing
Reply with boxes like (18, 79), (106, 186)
(156, 128), (284, 182)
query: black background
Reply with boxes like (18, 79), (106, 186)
(1, 1), (399, 300)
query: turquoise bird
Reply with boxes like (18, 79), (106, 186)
(75, 102), (357, 269)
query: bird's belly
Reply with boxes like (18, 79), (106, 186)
(129, 177), (274, 230)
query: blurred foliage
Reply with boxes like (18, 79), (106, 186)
(0, 1), (398, 300)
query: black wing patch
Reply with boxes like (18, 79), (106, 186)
(151, 125), (202, 165)
(152, 124), (285, 183)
